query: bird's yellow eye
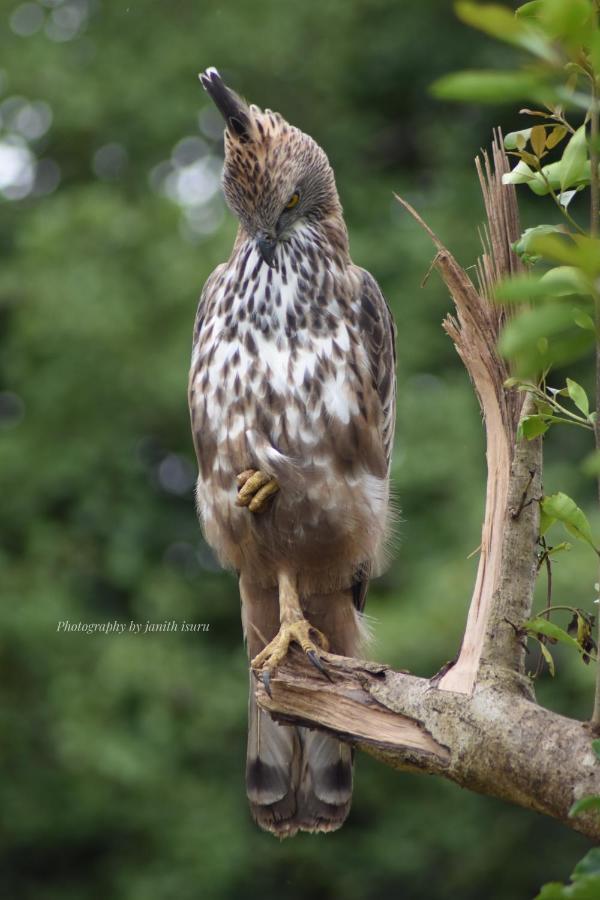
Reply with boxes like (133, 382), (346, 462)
(285, 192), (300, 209)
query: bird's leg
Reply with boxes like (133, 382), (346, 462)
(236, 469), (279, 513)
(251, 571), (330, 693)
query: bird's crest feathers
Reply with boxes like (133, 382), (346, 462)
(199, 67), (254, 142)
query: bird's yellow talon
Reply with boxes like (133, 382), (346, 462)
(236, 469), (279, 512)
(249, 480), (280, 513)
(236, 469), (256, 488)
(251, 619), (329, 680)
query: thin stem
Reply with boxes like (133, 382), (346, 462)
(553, 112), (577, 135)
(545, 552), (553, 611)
(545, 415), (594, 430)
(534, 547), (553, 678)
(547, 396), (591, 423)
(529, 601), (599, 665)
(538, 169), (587, 234)
(520, 382), (593, 428)
(535, 604), (579, 618)
(520, 108), (576, 134)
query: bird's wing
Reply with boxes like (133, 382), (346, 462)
(349, 269), (397, 612)
(188, 264), (227, 471)
(355, 267), (397, 473)
(189, 264), (226, 359)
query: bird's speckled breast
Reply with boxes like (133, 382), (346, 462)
(189, 232), (388, 588)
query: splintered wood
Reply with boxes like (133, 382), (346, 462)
(396, 132), (536, 694)
(256, 650), (450, 760)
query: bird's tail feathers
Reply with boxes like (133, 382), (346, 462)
(246, 679), (353, 838)
(246, 687), (300, 838)
(295, 729), (353, 833)
(243, 580), (358, 837)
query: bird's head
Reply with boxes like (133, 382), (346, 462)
(199, 67), (342, 265)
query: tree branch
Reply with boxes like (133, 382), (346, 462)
(256, 652), (600, 842)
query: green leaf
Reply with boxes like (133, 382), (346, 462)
(431, 70), (552, 104)
(573, 848), (600, 880)
(519, 149), (542, 168)
(496, 266), (592, 304)
(455, 1), (523, 38)
(560, 125), (588, 192)
(572, 236), (600, 277)
(516, 0), (544, 19)
(531, 124), (546, 156)
(538, 0), (594, 45)
(518, 414), (550, 439)
(499, 303), (583, 354)
(591, 741), (600, 763)
(527, 233), (580, 265)
(512, 225), (568, 264)
(546, 125), (568, 149)
(558, 189), (577, 209)
(542, 492), (597, 551)
(455, 2), (558, 62)
(539, 640), (555, 676)
(503, 159), (539, 185)
(504, 128), (533, 150)
(495, 274), (551, 303)
(503, 158), (593, 195)
(500, 309), (594, 376)
(540, 507), (556, 536)
(534, 883), (567, 900)
(536, 877), (600, 900)
(528, 233), (600, 276)
(574, 309), (596, 331)
(566, 378), (590, 417)
(540, 266), (593, 297)
(545, 331), (594, 369)
(523, 616), (583, 652)
(569, 795), (600, 817)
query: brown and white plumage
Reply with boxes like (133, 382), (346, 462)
(189, 68), (396, 837)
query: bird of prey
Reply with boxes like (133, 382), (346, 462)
(189, 68), (396, 838)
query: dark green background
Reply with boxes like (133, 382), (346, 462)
(1, 1), (597, 897)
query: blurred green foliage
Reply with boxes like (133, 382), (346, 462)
(0, 1), (596, 898)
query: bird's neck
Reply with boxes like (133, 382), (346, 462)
(317, 214), (351, 264)
(233, 215), (351, 269)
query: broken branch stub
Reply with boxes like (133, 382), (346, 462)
(395, 132), (540, 693)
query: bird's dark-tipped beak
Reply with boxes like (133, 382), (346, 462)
(257, 236), (277, 267)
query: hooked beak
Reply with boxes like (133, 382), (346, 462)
(257, 235), (277, 267)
